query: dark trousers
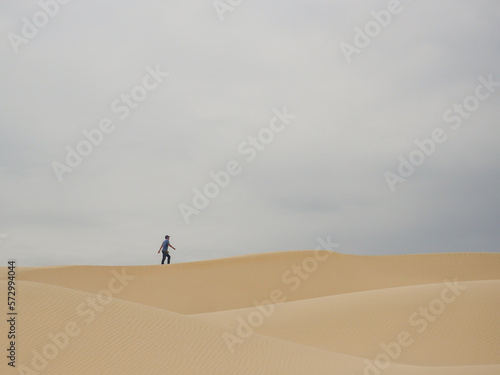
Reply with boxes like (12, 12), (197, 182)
(161, 251), (171, 265)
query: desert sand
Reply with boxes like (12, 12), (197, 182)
(1, 250), (499, 374)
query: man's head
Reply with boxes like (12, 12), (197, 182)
(165, 235), (170, 239)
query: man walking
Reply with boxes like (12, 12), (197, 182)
(158, 235), (176, 264)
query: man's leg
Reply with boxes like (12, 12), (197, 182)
(167, 252), (171, 264)
(161, 251), (167, 265)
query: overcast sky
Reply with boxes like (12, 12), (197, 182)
(1, 0), (499, 266)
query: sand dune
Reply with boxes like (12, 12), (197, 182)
(1, 251), (499, 374)
(195, 280), (500, 365)
(6, 251), (500, 313)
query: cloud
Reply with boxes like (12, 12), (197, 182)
(1, 0), (499, 266)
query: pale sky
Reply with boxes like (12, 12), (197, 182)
(1, 0), (499, 266)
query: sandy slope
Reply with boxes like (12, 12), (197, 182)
(195, 280), (500, 365)
(5, 251), (500, 314)
(1, 251), (499, 374)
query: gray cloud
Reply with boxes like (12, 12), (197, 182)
(1, 0), (499, 266)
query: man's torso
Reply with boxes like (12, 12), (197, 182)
(162, 239), (169, 252)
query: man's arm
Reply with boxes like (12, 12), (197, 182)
(158, 244), (163, 253)
(169, 243), (176, 250)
